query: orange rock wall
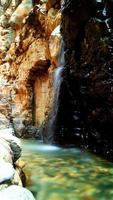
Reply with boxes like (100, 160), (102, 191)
(0, 0), (61, 136)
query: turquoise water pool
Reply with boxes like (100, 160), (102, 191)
(22, 140), (113, 200)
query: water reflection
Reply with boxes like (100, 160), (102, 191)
(22, 140), (113, 200)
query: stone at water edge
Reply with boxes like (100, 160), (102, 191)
(0, 161), (15, 183)
(0, 128), (20, 146)
(12, 160), (26, 187)
(11, 169), (23, 186)
(10, 140), (22, 162)
(0, 185), (35, 200)
(0, 138), (13, 164)
(0, 129), (22, 162)
(0, 128), (14, 135)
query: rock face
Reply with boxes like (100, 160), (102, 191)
(52, 0), (113, 161)
(0, 0), (61, 137)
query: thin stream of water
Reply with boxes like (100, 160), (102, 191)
(45, 39), (65, 142)
(53, 39), (64, 116)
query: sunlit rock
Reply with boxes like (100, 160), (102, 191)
(0, 185), (35, 200)
(0, 114), (10, 129)
(0, 15), (8, 28)
(0, 129), (21, 162)
(11, 169), (23, 186)
(0, 0), (61, 137)
(0, 161), (14, 183)
(46, 7), (61, 36)
(0, 138), (13, 163)
(49, 25), (61, 66)
(9, 0), (33, 30)
(0, 27), (15, 52)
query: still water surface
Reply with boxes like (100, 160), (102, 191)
(22, 140), (113, 200)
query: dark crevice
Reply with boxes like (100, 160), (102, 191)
(50, 0), (113, 161)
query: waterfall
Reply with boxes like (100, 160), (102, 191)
(44, 39), (65, 143)
(53, 66), (63, 115)
(52, 39), (64, 127)
(53, 40), (64, 115)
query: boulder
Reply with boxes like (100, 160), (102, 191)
(0, 161), (14, 184)
(0, 138), (13, 164)
(0, 129), (22, 162)
(0, 185), (35, 200)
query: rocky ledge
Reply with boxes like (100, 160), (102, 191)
(0, 128), (35, 200)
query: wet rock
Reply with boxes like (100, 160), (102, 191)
(24, 125), (41, 139)
(12, 117), (26, 138)
(55, 0), (113, 161)
(10, 140), (22, 162)
(15, 160), (26, 186)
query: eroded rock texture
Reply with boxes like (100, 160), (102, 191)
(53, 0), (113, 161)
(0, 0), (61, 137)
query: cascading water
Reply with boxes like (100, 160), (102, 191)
(53, 39), (64, 119)
(53, 67), (63, 118)
(44, 39), (65, 143)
